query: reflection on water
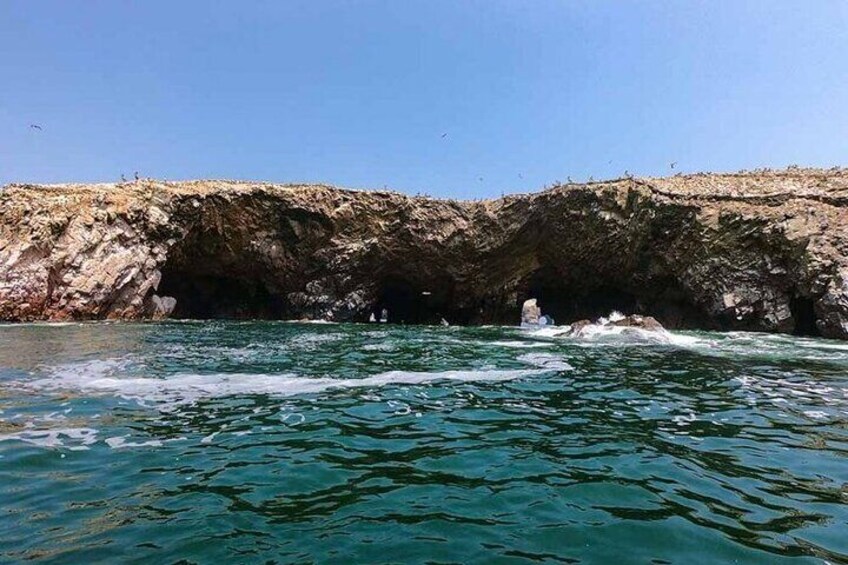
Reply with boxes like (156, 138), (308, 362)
(0, 322), (846, 563)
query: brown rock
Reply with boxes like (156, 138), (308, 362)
(570, 319), (593, 331)
(611, 315), (664, 331)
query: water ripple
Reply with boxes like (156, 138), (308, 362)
(0, 322), (846, 563)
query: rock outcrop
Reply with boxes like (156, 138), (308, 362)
(521, 298), (542, 326)
(2, 168), (848, 338)
(563, 314), (665, 338)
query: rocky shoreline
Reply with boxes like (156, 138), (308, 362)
(1, 168), (847, 338)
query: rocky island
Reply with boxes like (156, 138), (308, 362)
(1, 168), (847, 338)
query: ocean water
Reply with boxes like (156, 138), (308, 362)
(0, 321), (847, 564)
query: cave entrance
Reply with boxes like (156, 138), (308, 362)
(372, 275), (459, 325)
(521, 268), (639, 325)
(156, 224), (292, 320)
(515, 266), (708, 329)
(158, 270), (287, 320)
(790, 295), (820, 337)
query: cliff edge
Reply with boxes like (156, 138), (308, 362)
(2, 168), (848, 338)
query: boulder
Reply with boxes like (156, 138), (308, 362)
(521, 298), (542, 325)
(610, 315), (664, 331)
(564, 314), (665, 337)
(147, 294), (177, 319)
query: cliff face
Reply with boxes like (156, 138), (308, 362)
(2, 169), (848, 338)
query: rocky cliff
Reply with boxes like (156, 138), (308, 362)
(2, 168), (848, 338)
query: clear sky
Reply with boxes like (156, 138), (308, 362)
(1, 1), (847, 198)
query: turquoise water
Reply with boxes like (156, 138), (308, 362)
(0, 321), (847, 564)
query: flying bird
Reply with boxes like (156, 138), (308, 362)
(29, 124), (42, 130)
(441, 133), (448, 138)
(670, 162), (677, 169)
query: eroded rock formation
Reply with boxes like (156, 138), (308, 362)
(2, 168), (848, 338)
(564, 314), (665, 338)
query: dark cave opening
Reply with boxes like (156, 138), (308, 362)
(155, 224), (293, 320)
(372, 275), (461, 325)
(790, 295), (820, 337)
(514, 267), (709, 329)
(158, 269), (288, 320)
(520, 268), (638, 325)
(154, 223), (710, 328)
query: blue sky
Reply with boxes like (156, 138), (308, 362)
(1, 1), (847, 198)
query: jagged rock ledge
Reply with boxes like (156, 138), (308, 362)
(2, 168), (847, 339)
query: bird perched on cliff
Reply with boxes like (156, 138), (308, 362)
(134, 171), (139, 181)
(121, 174), (126, 182)
(29, 124), (42, 131)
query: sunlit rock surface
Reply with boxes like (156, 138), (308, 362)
(2, 168), (847, 338)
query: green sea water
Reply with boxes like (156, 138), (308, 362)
(0, 321), (846, 564)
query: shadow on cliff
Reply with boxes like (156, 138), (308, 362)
(155, 197), (302, 320)
(145, 187), (827, 334)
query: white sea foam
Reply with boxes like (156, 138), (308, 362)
(18, 359), (552, 408)
(522, 319), (716, 350)
(682, 331), (848, 362)
(104, 435), (188, 449)
(526, 323), (679, 345)
(0, 322), (79, 328)
(287, 332), (344, 349)
(798, 341), (848, 352)
(363, 331), (390, 338)
(279, 412), (306, 425)
(734, 374), (848, 413)
(0, 427), (98, 449)
(579, 324), (685, 344)
(387, 400), (412, 415)
(524, 327), (574, 339)
(516, 353), (574, 371)
(362, 342), (395, 351)
(487, 340), (552, 349)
